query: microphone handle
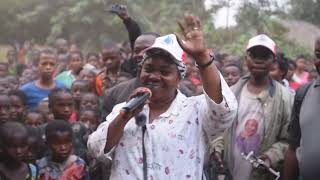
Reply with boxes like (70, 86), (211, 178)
(122, 93), (150, 113)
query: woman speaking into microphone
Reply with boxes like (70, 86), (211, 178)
(88, 15), (237, 180)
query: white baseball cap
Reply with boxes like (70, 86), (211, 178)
(145, 34), (184, 63)
(143, 34), (187, 78)
(246, 34), (276, 56)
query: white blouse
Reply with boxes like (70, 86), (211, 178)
(88, 76), (237, 180)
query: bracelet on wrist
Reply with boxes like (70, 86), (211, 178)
(196, 57), (214, 69)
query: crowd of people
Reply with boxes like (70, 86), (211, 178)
(0, 7), (319, 180)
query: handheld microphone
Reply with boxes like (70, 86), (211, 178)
(135, 112), (147, 127)
(122, 88), (152, 113)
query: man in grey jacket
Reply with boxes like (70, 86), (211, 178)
(210, 34), (293, 180)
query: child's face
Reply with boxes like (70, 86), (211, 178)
(37, 101), (53, 123)
(9, 95), (26, 122)
(78, 70), (95, 85)
(80, 94), (99, 110)
(223, 66), (241, 86)
(71, 82), (90, 103)
(51, 93), (74, 120)
(25, 112), (44, 128)
(0, 79), (9, 94)
(0, 95), (10, 124)
(48, 131), (73, 162)
(270, 63), (282, 82)
(80, 111), (98, 131)
(20, 69), (36, 85)
(38, 54), (57, 80)
(7, 76), (19, 91)
(296, 58), (306, 70)
(286, 64), (295, 80)
(25, 136), (38, 163)
(3, 132), (29, 162)
(0, 64), (8, 77)
(69, 53), (83, 73)
(87, 55), (100, 68)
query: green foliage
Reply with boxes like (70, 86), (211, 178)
(0, 0), (313, 58)
(290, 0), (320, 26)
(210, 0), (312, 58)
(0, 0), (214, 51)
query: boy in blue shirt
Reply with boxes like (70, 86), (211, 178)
(20, 49), (65, 109)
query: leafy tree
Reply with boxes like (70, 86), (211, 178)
(209, 0), (312, 57)
(11, 0), (215, 51)
(290, 0), (320, 26)
(0, 0), (313, 58)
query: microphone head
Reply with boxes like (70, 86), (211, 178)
(142, 87), (152, 98)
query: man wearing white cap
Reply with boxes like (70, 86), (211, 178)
(210, 34), (293, 180)
(88, 15), (237, 179)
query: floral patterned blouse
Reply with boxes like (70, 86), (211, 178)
(88, 76), (237, 180)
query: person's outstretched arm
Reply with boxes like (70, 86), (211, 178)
(176, 15), (237, 141)
(115, 5), (142, 51)
(176, 15), (222, 103)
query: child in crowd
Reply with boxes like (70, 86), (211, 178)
(20, 49), (65, 109)
(48, 88), (75, 122)
(71, 80), (94, 111)
(79, 108), (100, 133)
(72, 108), (101, 162)
(37, 120), (89, 180)
(0, 94), (11, 124)
(286, 59), (301, 90)
(8, 90), (27, 122)
(53, 53), (69, 77)
(37, 98), (54, 123)
(308, 68), (318, 82)
(0, 63), (9, 77)
(0, 77), (10, 94)
(20, 68), (38, 86)
(72, 102), (101, 162)
(6, 75), (20, 91)
(25, 110), (46, 128)
(25, 126), (46, 164)
(80, 92), (100, 111)
(71, 121), (88, 161)
(78, 108), (110, 180)
(270, 53), (295, 92)
(222, 54), (241, 67)
(56, 50), (84, 88)
(78, 69), (97, 89)
(86, 52), (101, 69)
(222, 64), (242, 86)
(293, 55), (309, 84)
(0, 122), (38, 180)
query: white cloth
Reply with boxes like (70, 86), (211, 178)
(88, 75), (237, 180)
